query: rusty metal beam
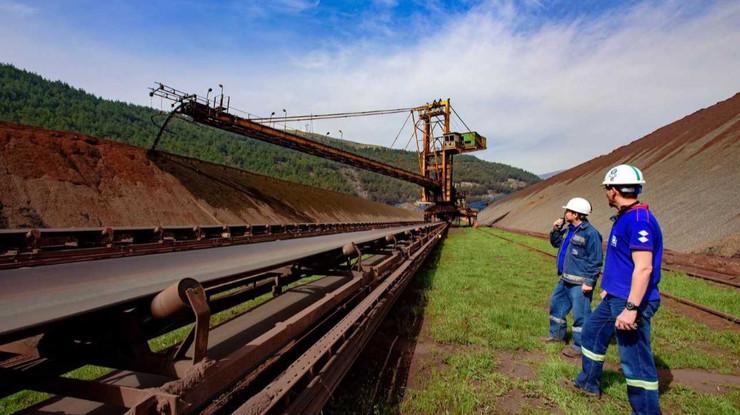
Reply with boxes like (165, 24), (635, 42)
(233, 224), (446, 414)
(0, 224), (425, 343)
(0, 221), (423, 270)
(177, 101), (440, 191)
(4, 223), (445, 414)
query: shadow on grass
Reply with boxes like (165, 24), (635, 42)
(324, 244), (443, 414)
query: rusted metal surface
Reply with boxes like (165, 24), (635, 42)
(234, 224), (446, 414)
(175, 100), (440, 191)
(151, 279), (202, 319)
(0, 224), (424, 341)
(2, 222), (445, 414)
(0, 221), (423, 269)
(660, 292), (740, 324)
(4, 368), (180, 412)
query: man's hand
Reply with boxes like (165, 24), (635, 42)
(600, 289), (608, 299)
(553, 218), (564, 229)
(615, 309), (638, 330)
(582, 285), (593, 293)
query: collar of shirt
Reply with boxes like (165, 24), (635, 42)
(611, 202), (649, 222)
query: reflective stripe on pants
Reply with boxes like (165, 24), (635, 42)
(574, 295), (661, 414)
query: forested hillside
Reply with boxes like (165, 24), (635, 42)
(0, 64), (539, 205)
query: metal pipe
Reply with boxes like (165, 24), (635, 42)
(150, 278), (202, 319)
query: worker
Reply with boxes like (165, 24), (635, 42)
(573, 164), (663, 415)
(544, 197), (603, 358)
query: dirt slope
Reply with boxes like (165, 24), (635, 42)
(479, 93), (740, 256)
(0, 122), (421, 228)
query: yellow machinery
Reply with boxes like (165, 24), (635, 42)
(413, 99), (486, 222)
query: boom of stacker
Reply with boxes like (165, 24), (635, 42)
(149, 84), (487, 223)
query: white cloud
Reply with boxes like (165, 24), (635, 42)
(0, 0), (36, 16)
(0, 1), (738, 173)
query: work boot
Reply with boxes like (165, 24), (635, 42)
(541, 336), (564, 343)
(562, 346), (582, 359)
(568, 380), (600, 398)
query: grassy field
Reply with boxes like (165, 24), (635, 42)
(486, 227), (740, 318)
(401, 228), (740, 414)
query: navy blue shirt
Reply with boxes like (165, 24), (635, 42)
(557, 225), (579, 275)
(601, 204), (663, 301)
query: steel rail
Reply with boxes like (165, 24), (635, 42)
(491, 226), (740, 289)
(478, 228), (740, 326)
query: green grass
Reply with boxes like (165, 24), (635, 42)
(402, 351), (513, 414)
(0, 276), (322, 415)
(487, 227), (740, 318)
(660, 271), (740, 317)
(402, 228), (740, 414)
(486, 227), (557, 254)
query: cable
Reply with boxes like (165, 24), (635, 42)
(248, 107), (413, 123)
(389, 112), (412, 149)
(451, 105), (472, 132)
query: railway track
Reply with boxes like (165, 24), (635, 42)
(0, 221), (447, 414)
(491, 226), (740, 289)
(478, 227), (740, 326)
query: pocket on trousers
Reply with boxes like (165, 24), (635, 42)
(640, 301), (660, 320)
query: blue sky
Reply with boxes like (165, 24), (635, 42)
(1, 0), (738, 173)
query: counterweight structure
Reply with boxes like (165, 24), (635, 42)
(413, 99), (486, 221)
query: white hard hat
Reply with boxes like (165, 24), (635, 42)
(602, 164), (646, 186)
(563, 197), (592, 215)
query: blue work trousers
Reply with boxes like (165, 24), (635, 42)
(575, 295), (661, 415)
(548, 280), (592, 350)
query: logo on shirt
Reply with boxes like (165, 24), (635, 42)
(610, 235), (617, 247)
(638, 230), (649, 244)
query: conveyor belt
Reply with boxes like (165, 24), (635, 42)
(0, 225), (422, 340)
(19, 275), (352, 415)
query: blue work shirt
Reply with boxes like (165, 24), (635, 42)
(601, 203), (663, 302)
(557, 225), (579, 275)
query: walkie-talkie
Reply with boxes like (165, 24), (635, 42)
(557, 213), (566, 232)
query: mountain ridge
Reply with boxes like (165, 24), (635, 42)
(0, 63), (540, 205)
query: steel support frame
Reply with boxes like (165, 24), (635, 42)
(1, 224), (443, 414)
(234, 223), (446, 414)
(0, 221), (424, 269)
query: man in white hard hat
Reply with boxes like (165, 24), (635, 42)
(573, 164), (663, 415)
(545, 197), (603, 358)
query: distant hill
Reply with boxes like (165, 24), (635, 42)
(479, 93), (740, 256)
(0, 64), (540, 205)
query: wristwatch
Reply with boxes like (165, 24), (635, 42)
(625, 302), (638, 311)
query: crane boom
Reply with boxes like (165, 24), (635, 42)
(176, 100), (441, 190)
(149, 83), (487, 223)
